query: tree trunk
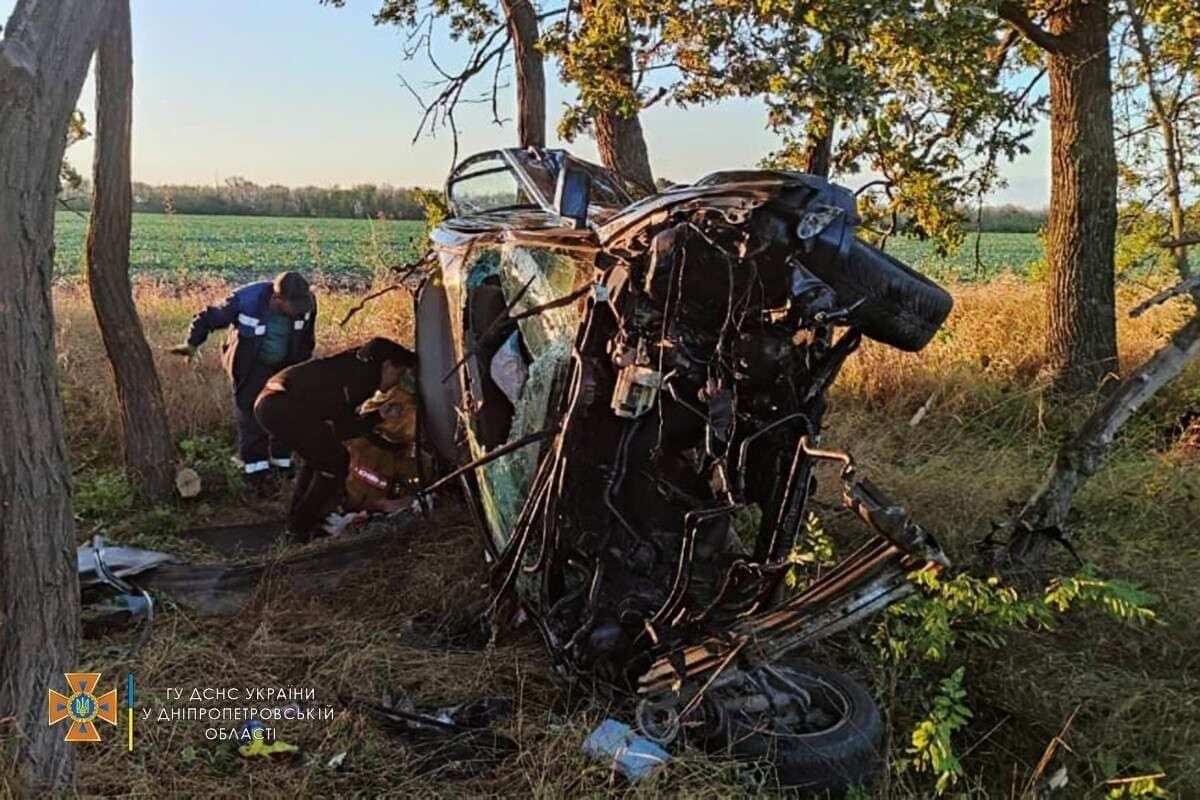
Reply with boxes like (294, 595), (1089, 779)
(1042, 0), (1119, 392)
(1012, 311), (1200, 559)
(578, 1), (654, 192)
(0, 0), (116, 792)
(499, 0), (545, 149)
(802, 104), (834, 178)
(595, 105), (655, 193)
(86, 0), (175, 499)
(1124, 0), (1191, 285)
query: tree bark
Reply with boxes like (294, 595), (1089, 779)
(1042, 0), (1119, 392)
(85, 0), (175, 499)
(594, 104), (655, 193)
(499, 0), (545, 149)
(0, 0), (116, 792)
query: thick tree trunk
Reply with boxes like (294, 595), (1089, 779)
(499, 0), (545, 149)
(1042, 1), (1119, 392)
(1013, 311), (1200, 558)
(595, 106), (655, 193)
(86, 0), (175, 499)
(0, 0), (116, 792)
(802, 104), (834, 178)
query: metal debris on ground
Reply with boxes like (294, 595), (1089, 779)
(371, 693), (517, 777)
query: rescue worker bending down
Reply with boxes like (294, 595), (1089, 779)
(173, 271), (316, 476)
(254, 337), (417, 539)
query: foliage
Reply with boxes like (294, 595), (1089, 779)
(906, 667), (972, 795)
(875, 566), (1158, 793)
(568, 1), (1042, 252)
(74, 469), (137, 526)
(784, 512), (836, 591)
(413, 186), (451, 253)
(58, 109), (89, 194)
(179, 436), (246, 494)
(1107, 774), (1171, 799)
(542, 0), (643, 142)
(1112, 0), (1200, 215)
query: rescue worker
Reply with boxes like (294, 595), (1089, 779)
(171, 271), (316, 476)
(343, 380), (420, 514)
(253, 337), (417, 539)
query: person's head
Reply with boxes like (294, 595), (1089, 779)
(269, 271), (314, 317)
(356, 337), (417, 390)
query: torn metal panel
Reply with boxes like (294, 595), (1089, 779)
(77, 541), (176, 586)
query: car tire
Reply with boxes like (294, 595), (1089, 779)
(725, 661), (883, 793)
(818, 237), (953, 352)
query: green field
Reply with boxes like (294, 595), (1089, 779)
(53, 212), (1043, 283)
(886, 231), (1043, 280)
(53, 212), (425, 282)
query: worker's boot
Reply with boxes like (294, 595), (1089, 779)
(287, 470), (342, 542)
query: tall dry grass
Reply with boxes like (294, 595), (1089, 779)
(54, 278), (413, 465)
(57, 276), (1197, 464)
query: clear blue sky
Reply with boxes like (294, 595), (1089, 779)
(3, 0), (1050, 205)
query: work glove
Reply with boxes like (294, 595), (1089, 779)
(169, 344), (198, 361)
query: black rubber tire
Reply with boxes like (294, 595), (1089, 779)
(728, 662), (883, 793)
(823, 237), (953, 352)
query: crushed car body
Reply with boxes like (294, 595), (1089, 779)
(413, 147), (954, 789)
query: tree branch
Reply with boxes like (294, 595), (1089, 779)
(996, 2), (1068, 53)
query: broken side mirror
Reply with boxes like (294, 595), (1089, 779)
(555, 160), (591, 229)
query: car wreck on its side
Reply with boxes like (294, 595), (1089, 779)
(412, 148), (954, 790)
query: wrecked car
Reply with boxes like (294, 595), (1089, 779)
(412, 148), (953, 789)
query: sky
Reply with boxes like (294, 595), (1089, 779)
(2, 0), (1051, 205)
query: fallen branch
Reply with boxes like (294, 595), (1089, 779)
(1128, 275), (1200, 318)
(1010, 312), (1200, 560)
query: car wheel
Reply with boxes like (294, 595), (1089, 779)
(714, 661), (883, 793)
(823, 237), (953, 352)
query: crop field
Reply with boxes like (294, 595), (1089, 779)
(53, 212), (1044, 284)
(53, 211), (425, 283)
(886, 231), (1044, 280)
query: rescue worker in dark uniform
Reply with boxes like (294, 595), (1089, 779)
(254, 337), (417, 539)
(171, 272), (316, 476)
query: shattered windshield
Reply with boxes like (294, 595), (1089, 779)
(448, 153), (538, 214)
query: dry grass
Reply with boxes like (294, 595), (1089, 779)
(36, 279), (1200, 797)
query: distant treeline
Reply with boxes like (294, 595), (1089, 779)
(59, 177), (1048, 231)
(64, 177), (432, 219)
(972, 204), (1047, 233)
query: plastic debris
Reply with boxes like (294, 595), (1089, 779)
(582, 718), (670, 782)
(237, 720), (299, 758)
(489, 331), (528, 405)
(326, 751), (347, 770)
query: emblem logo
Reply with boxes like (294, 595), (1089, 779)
(48, 672), (117, 742)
